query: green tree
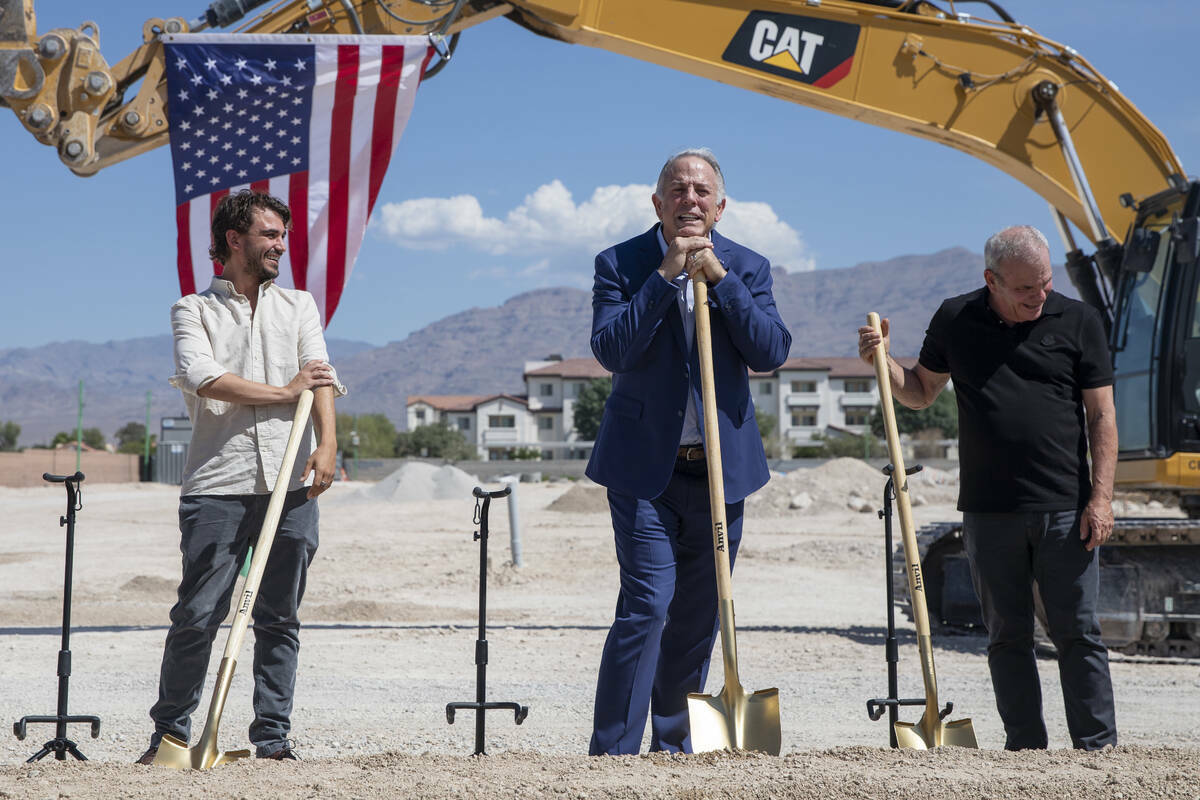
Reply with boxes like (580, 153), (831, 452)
(334, 413), (396, 458)
(756, 410), (781, 458)
(114, 422), (156, 455)
(869, 388), (958, 439)
(395, 421), (477, 460)
(573, 377), (612, 441)
(51, 428), (105, 450)
(0, 420), (20, 451)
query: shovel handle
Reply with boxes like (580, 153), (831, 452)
(866, 314), (939, 711)
(695, 280), (740, 686)
(219, 389), (314, 662)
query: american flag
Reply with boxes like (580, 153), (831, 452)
(163, 33), (432, 326)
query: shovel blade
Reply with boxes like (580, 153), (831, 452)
(152, 732), (252, 770)
(687, 686), (781, 755)
(894, 716), (978, 750)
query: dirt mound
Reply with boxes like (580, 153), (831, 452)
(352, 462), (482, 503)
(748, 458), (958, 516)
(547, 483), (609, 514)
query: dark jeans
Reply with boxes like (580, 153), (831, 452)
(589, 458), (744, 755)
(963, 510), (1117, 750)
(149, 490), (318, 756)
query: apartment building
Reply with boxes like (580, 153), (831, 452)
(752, 357), (918, 447)
(407, 355), (915, 460)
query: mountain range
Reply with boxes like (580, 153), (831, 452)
(0, 246), (1077, 446)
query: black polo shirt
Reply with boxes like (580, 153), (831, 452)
(918, 288), (1112, 512)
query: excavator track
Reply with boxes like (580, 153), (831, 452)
(892, 518), (1200, 659)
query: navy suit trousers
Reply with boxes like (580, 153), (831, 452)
(589, 461), (743, 755)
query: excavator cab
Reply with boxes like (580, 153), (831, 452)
(1110, 181), (1200, 513)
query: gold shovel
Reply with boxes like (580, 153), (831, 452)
(866, 313), (977, 749)
(154, 389), (315, 769)
(686, 279), (782, 755)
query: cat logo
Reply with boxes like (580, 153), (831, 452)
(749, 20), (825, 75)
(722, 11), (860, 89)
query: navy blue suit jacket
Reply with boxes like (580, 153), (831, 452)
(585, 225), (791, 503)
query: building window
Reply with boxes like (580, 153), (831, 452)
(844, 379), (872, 393)
(488, 415), (516, 428)
(570, 382), (585, 398)
(791, 380), (817, 393)
(538, 416), (554, 430)
(540, 383), (554, 397)
(791, 407), (818, 427)
(759, 382), (773, 395)
(415, 409), (426, 423)
(457, 417), (471, 431)
(844, 406), (874, 426)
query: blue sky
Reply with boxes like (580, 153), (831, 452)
(3, 1), (1197, 349)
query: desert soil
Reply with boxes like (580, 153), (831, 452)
(1, 460), (1197, 799)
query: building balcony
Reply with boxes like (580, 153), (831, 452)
(786, 393), (821, 406)
(482, 429), (519, 444)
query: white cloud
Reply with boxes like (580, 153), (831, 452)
(375, 180), (813, 272)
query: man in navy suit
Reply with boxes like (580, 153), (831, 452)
(586, 148), (792, 755)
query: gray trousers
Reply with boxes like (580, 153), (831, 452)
(963, 509), (1117, 750)
(149, 490), (318, 756)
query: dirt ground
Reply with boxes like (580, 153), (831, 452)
(1, 467), (1198, 799)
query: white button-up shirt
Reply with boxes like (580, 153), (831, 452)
(170, 276), (347, 496)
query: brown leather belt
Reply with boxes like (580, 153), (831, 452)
(677, 444), (705, 461)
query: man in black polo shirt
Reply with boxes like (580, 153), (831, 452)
(857, 224), (1118, 751)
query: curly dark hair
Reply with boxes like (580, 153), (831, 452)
(208, 190), (292, 263)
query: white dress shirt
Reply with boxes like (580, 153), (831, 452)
(656, 227), (703, 446)
(170, 276), (348, 496)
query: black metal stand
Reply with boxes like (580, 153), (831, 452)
(13, 472), (101, 762)
(865, 463), (938, 748)
(445, 486), (528, 755)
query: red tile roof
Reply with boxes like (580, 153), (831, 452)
(524, 358), (611, 379)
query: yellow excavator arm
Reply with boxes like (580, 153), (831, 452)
(0, 0), (1186, 249)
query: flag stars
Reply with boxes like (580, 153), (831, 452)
(250, 156), (260, 165)
(196, 169), (206, 178)
(177, 89), (189, 101)
(210, 176), (220, 184)
(237, 88), (248, 99)
(264, 121), (274, 130)
(184, 183), (194, 193)
(236, 148), (246, 157)
(190, 73), (203, 85)
(209, 155), (219, 164)
(206, 89), (218, 100)
(237, 169), (247, 178)
(237, 109), (247, 117)
(222, 142), (232, 150)
(292, 96), (303, 105)
(180, 142), (191, 151)
(249, 135), (260, 143)
(250, 74), (263, 85)
(263, 142), (274, 151)
(265, 163), (274, 172)
(265, 58), (277, 70)
(179, 121), (191, 131)
(266, 85), (277, 95)
(223, 103), (234, 113)
(222, 121), (232, 130)
(281, 76), (292, 86)
(196, 148), (206, 158)
(192, 105), (204, 116)
(208, 135), (219, 143)
(223, 163), (233, 171)
(249, 114), (260, 123)
(204, 57), (217, 70)
(176, 57), (187, 70)
(291, 136), (300, 145)
(219, 73), (232, 86)
(182, 161), (192, 171)
(294, 58), (306, 70)
(235, 57), (248, 70)
(291, 157), (301, 166)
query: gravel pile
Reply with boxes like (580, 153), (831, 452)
(748, 458), (959, 516)
(351, 462), (482, 503)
